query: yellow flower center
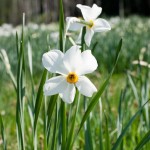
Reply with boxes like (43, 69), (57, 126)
(66, 72), (78, 84)
(88, 20), (94, 28)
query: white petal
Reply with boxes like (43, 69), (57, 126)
(76, 76), (97, 97)
(78, 50), (98, 75)
(63, 45), (83, 73)
(94, 18), (111, 32)
(77, 4), (102, 21)
(66, 17), (84, 31)
(84, 29), (94, 47)
(44, 76), (67, 96)
(59, 83), (76, 104)
(42, 50), (69, 74)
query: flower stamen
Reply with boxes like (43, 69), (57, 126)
(79, 19), (94, 28)
(88, 20), (94, 28)
(67, 72), (78, 83)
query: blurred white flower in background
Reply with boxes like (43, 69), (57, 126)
(42, 45), (98, 103)
(0, 49), (11, 72)
(0, 24), (13, 37)
(66, 4), (111, 46)
(49, 31), (59, 42)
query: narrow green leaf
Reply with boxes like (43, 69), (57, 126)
(47, 95), (58, 143)
(81, 27), (86, 51)
(99, 98), (103, 150)
(112, 100), (149, 150)
(0, 115), (7, 150)
(104, 114), (110, 150)
(84, 118), (93, 150)
(91, 42), (98, 52)
(16, 13), (26, 150)
(77, 39), (122, 135)
(61, 101), (66, 150)
(117, 90), (125, 137)
(127, 73), (139, 102)
(51, 103), (58, 150)
(66, 91), (80, 150)
(34, 69), (47, 132)
(84, 97), (93, 150)
(135, 130), (150, 150)
(16, 32), (19, 57)
(59, 0), (65, 52)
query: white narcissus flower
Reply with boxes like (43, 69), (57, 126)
(42, 45), (98, 104)
(66, 4), (111, 47)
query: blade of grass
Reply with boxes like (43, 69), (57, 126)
(65, 91), (80, 150)
(0, 115), (7, 150)
(135, 130), (150, 150)
(16, 32), (19, 58)
(112, 100), (149, 150)
(84, 117), (93, 150)
(99, 98), (103, 150)
(51, 102), (58, 150)
(59, 0), (65, 52)
(61, 101), (66, 150)
(16, 13), (26, 150)
(78, 39), (122, 133)
(47, 95), (58, 144)
(127, 72), (139, 103)
(104, 114), (110, 150)
(84, 97), (93, 150)
(43, 96), (48, 150)
(91, 42), (98, 52)
(81, 27), (86, 51)
(34, 69), (47, 132)
(117, 90), (125, 137)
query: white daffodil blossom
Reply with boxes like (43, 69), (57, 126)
(42, 45), (98, 103)
(66, 4), (111, 47)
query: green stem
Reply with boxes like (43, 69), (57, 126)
(81, 27), (86, 51)
(44, 96), (47, 150)
(68, 36), (76, 46)
(61, 101), (66, 150)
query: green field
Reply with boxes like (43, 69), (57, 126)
(0, 16), (150, 149)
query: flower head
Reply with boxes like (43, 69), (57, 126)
(42, 45), (98, 103)
(66, 4), (111, 47)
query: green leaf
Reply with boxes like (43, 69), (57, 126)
(47, 95), (58, 143)
(91, 42), (98, 52)
(61, 101), (66, 150)
(127, 73), (139, 102)
(0, 115), (7, 150)
(77, 39), (122, 135)
(16, 13), (26, 150)
(59, 0), (65, 52)
(81, 27), (86, 51)
(104, 114), (110, 150)
(84, 117), (93, 150)
(34, 69), (47, 132)
(84, 97), (93, 150)
(135, 130), (150, 150)
(66, 91), (80, 150)
(112, 100), (149, 150)
(99, 99), (103, 150)
(51, 103), (58, 150)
